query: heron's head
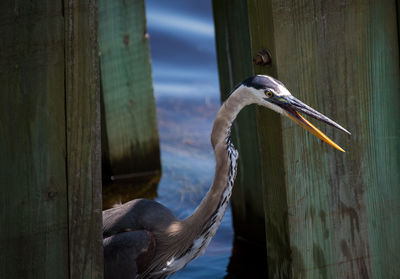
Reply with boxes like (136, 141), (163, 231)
(238, 75), (351, 152)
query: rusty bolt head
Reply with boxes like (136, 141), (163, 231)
(253, 49), (272, 66)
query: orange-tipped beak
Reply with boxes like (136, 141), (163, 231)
(286, 110), (345, 152)
(267, 95), (350, 152)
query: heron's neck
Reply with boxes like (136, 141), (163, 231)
(183, 87), (251, 237)
(151, 88), (251, 276)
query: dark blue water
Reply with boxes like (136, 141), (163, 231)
(145, 1), (233, 278)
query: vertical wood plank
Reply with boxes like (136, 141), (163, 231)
(0, 1), (103, 278)
(65, 0), (103, 278)
(0, 1), (69, 278)
(213, 0), (293, 275)
(98, 0), (160, 179)
(271, 1), (400, 278)
(214, 0), (400, 278)
(212, 0), (267, 246)
(358, 3), (400, 278)
(246, 0), (293, 277)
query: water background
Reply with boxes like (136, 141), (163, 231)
(145, 1), (234, 278)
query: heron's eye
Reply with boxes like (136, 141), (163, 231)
(264, 90), (274, 98)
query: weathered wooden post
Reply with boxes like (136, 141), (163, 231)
(0, 1), (103, 278)
(98, 0), (161, 201)
(212, 0), (267, 247)
(213, 0), (400, 278)
(65, 1), (103, 277)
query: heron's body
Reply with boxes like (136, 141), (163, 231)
(103, 75), (350, 279)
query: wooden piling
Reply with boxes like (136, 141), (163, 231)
(213, 0), (400, 278)
(98, 0), (161, 182)
(212, 0), (267, 246)
(0, 1), (103, 278)
(65, 1), (103, 278)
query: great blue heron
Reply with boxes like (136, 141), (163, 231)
(103, 75), (350, 279)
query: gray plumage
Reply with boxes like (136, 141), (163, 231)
(104, 230), (152, 279)
(103, 75), (350, 279)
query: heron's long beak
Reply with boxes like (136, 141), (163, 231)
(270, 95), (351, 152)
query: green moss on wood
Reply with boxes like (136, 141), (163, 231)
(98, 0), (161, 178)
(214, 1), (400, 278)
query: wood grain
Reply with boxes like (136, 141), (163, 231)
(0, 1), (103, 278)
(214, 0), (400, 278)
(272, 1), (400, 278)
(98, 0), (160, 179)
(65, 0), (103, 278)
(212, 0), (267, 244)
(0, 1), (69, 278)
(246, 0), (293, 276)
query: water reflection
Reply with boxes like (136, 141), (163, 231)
(146, 9), (214, 39)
